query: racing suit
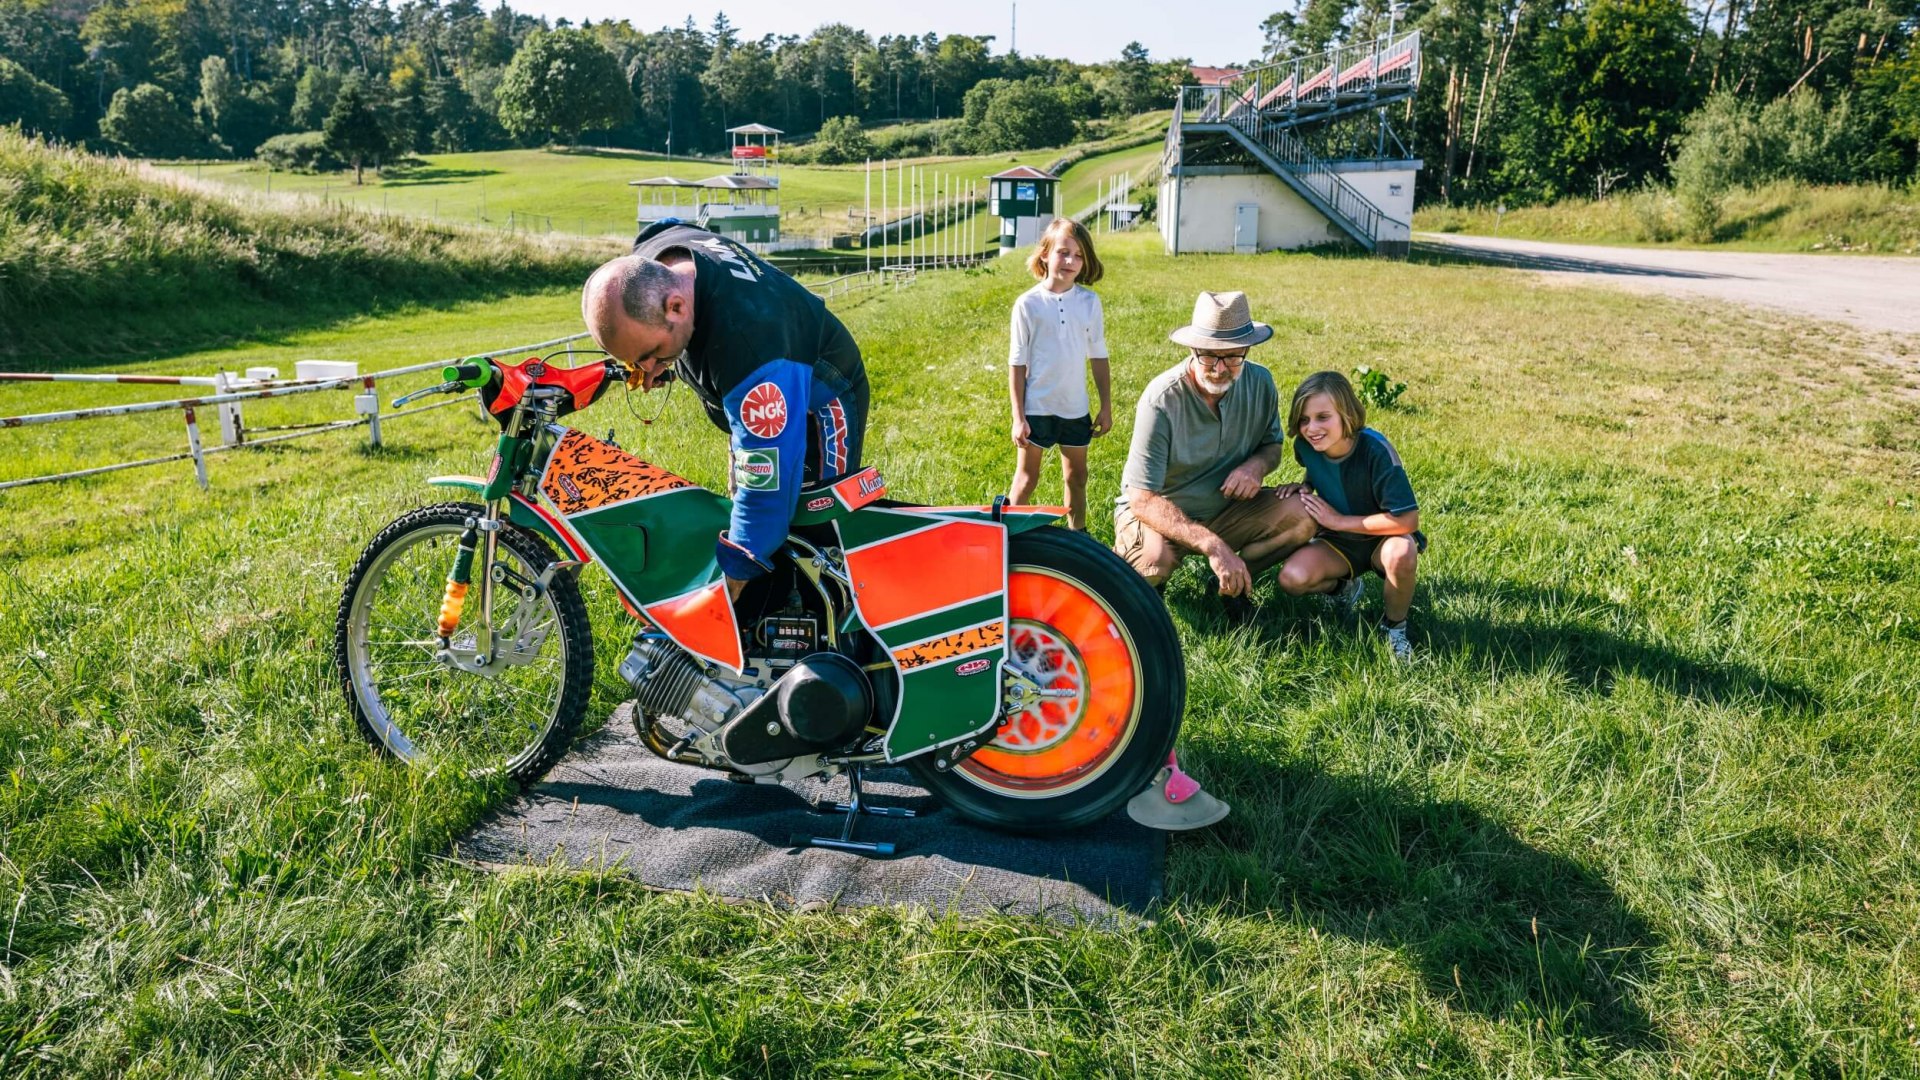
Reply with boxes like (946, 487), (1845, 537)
(631, 222), (869, 582)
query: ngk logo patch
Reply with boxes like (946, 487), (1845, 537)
(739, 381), (788, 439)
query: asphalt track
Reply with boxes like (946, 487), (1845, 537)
(1415, 233), (1920, 337)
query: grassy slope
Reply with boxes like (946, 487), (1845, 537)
(1418, 181), (1920, 254)
(166, 146), (1059, 244)
(0, 132), (618, 367)
(3, 233), (1920, 1075)
(164, 112), (1172, 259)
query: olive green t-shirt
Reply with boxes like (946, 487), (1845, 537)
(1119, 360), (1283, 522)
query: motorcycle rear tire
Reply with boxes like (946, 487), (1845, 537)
(334, 502), (592, 785)
(907, 527), (1183, 832)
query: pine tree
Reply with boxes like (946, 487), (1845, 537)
(323, 78), (388, 184)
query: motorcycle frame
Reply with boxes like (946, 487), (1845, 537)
(427, 382), (1066, 765)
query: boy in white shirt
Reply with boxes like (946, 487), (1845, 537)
(1007, 218), (1113, 531)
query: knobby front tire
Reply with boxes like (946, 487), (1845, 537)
(334, 502), (593, 785)
(908, 527), (1184, 831)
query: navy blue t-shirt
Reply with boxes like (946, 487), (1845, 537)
(1294, 428), (1418, 519)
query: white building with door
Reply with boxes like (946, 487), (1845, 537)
(1163, 160), (1419, 254)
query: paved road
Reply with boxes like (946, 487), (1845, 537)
(1415, 233), (1920, 337)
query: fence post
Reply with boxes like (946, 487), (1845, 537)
(183, 407), (209, 489)
(211, 371), (246, 446)
(356, 375), (383, 448)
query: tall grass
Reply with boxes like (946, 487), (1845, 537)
(0, 131), (616, 365)
(2, 232), (1918, 1075)
(1419, 180), (1920, 253)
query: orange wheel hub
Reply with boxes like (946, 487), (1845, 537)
(959, 567), (1140, 796)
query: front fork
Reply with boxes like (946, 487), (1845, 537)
(437, 506), (505, 667)
(436, 426), (527, 671)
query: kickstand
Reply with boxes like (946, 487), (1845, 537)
(803, 765), (916, 856)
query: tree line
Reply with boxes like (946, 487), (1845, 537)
(1261, 0), (1920, 210)
(0, 0), (1188, 172)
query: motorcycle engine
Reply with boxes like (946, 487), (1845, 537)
(619, 583), (869, 776)
(618, 633), (768, 736)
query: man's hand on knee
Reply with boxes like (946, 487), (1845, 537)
(1219, 461), (1265, 501)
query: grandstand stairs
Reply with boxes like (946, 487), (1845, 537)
(1164, 31), (1421, 255)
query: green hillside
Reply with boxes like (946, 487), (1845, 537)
(3, 230), (1918, 1075)
(0, 132), (617, 365)
(162, 119), (1170, 259)
(165, 145), (1060, 244)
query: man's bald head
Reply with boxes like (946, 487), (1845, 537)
(583, 255), (681, 336)
(581, 254), (697, 376)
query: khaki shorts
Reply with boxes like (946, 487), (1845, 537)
(1112, 488), (1311, 582)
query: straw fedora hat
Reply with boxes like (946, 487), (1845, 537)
(1167, 290), (1274, 350)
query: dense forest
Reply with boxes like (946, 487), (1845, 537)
(1272, 0), (1920, 208)
(0, 1), (1187, 166)
(0, 0), (1916, 211)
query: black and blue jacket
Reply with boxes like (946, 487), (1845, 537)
(632, 222), (869, 581)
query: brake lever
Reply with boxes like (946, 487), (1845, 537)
(391, 382), (461, 409)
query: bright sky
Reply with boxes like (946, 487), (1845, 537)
(513, 1), (1279, 67)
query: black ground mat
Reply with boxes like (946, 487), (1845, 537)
(457, 704), (1164, 923)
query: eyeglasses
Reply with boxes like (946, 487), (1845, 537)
(1191, 351), (1248, 370)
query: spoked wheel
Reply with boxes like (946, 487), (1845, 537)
(908, 527), (1183, 831)
(333, 502), (592, 784)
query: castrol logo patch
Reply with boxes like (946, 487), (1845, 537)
(739, 381), (788, 439)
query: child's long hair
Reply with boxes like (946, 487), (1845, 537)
(1287, 371), (1366, 440)
(1026, 217), (1104, 285)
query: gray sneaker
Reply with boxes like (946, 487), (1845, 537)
(1379, 620), (1414, 662)
(1126, 767), (1231, 830)
(1328, 576), (1365, 613)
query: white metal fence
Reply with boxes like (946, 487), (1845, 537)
(4, 251), (965, 495)
(0, 333), (595, 493)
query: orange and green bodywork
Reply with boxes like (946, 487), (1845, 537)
(433, 430), (1064, 761)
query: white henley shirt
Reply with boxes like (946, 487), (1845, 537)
(1008, 282), (1108, 420)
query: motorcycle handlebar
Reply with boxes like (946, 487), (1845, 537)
(443, 360), (491, 388)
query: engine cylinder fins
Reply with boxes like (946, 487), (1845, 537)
(620, 634), (751, 730)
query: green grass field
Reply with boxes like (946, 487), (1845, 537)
(165, 145), (1061, 245)
(1418, 181), (1920, 254)
(163, 134), (1163, 259)
(4, 231), (1920, 1076)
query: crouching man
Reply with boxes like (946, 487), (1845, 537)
(1113, 291), (1316, 831)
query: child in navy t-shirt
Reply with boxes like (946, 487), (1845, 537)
(1274, 370), (1426, 661)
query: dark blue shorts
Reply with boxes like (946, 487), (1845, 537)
(1025, 413), (1092, 449)
(1316, 529), (1427, 579)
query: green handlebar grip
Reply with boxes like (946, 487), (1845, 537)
(443, 360), (490, 387)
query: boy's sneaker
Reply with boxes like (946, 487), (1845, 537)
(1378, 619), (1414, 662)
(1328, 576), (1365, 613)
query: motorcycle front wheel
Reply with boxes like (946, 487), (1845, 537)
(907, 527), (1184, 831)
(333, 502), (592, 784)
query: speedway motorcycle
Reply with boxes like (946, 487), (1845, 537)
(333, 353), (1184, 850)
